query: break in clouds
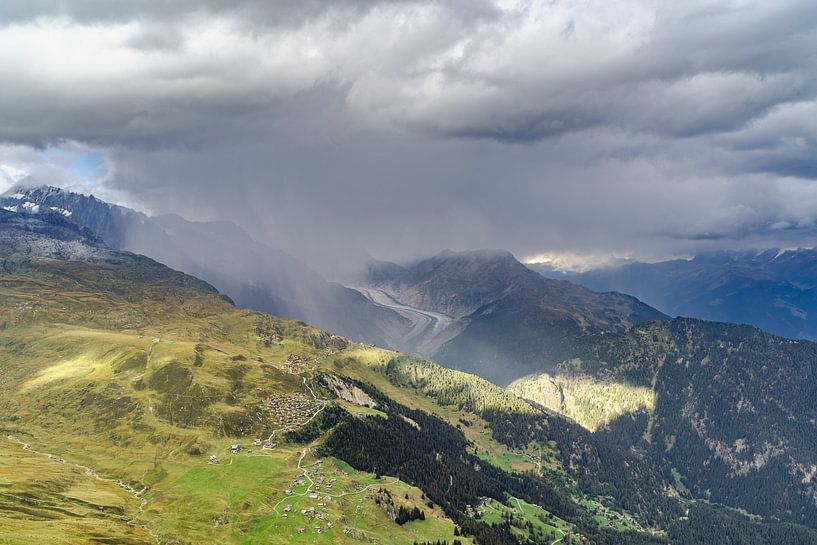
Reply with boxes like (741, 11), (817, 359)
(1, 0), (817, 272)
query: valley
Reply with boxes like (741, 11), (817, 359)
(4, 4), (815, 544)
(3, 208), (817, 544)
(349, 286), (454, 356)
(0, 210), (661, 545)
(356, 250), (667, 384)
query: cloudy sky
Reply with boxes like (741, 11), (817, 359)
(1, 0), (816, 273)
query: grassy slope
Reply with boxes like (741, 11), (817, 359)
(0, 261), (478, 545)
(0, 232), (653, 544)
(0, 436), (154, 545)
(2, 253), (625, 545)
(480, 496), (570, 542)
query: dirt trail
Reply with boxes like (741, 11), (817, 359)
(6, 434), (160, 544)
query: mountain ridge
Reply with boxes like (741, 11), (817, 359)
(0, 184), (411, 348)
(356, 249), (668, 384)
(531, 250), (817, 341)
(0, 209), (682, 544)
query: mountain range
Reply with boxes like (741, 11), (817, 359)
(2, 185), (669, 385)
(4, 207), (817, 543)
(531, 251), (817, 342)
(0, 208), (701, 544)
(355, 249), (817, 524)
(353, 250), (666, 384)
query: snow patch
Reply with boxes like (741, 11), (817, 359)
(49, 206), (72, 217)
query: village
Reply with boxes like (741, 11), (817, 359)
(277, 457), (385, 536)
(201, 356), (416, 539)
(261, 392), (325, 429)
(281, 353), (314, 374)
(208, 354), (328, 465)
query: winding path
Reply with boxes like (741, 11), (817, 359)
(6, 435), (160, 545)
(271, 446), (400, 516)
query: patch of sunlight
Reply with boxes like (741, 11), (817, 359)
(508, 371), (655, 432)
(22, 352), (116, 390)
(337, 346), (392, 367)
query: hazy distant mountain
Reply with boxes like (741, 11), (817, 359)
(531, 250), (817, 341)
(0, 185), (409, 346)
(355, 249), (667, 384)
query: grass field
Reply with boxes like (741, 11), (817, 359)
(0, 436), (154, 545)
(480, 496), (570, 543)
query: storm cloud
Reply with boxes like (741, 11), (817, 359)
(1, 0), (816, 273)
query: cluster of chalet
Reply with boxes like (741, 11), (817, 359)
(261, 392), (324, 428)
(283, 459), (360, 534)
(282, 353), (312, 374)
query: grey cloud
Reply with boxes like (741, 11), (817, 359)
(1, 0), (817, 273)
(2, 1), (815, 146)
(715, 101), (817, 179)
(0, 0), (498, 28)
(125, 24), (185, 52)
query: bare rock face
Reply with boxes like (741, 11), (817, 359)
(0, 208), (107, 262)
(321, 375), (379, 409)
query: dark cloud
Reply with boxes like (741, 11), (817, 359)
(1, 0), (817, 273)
(0, 0), (497, 29)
